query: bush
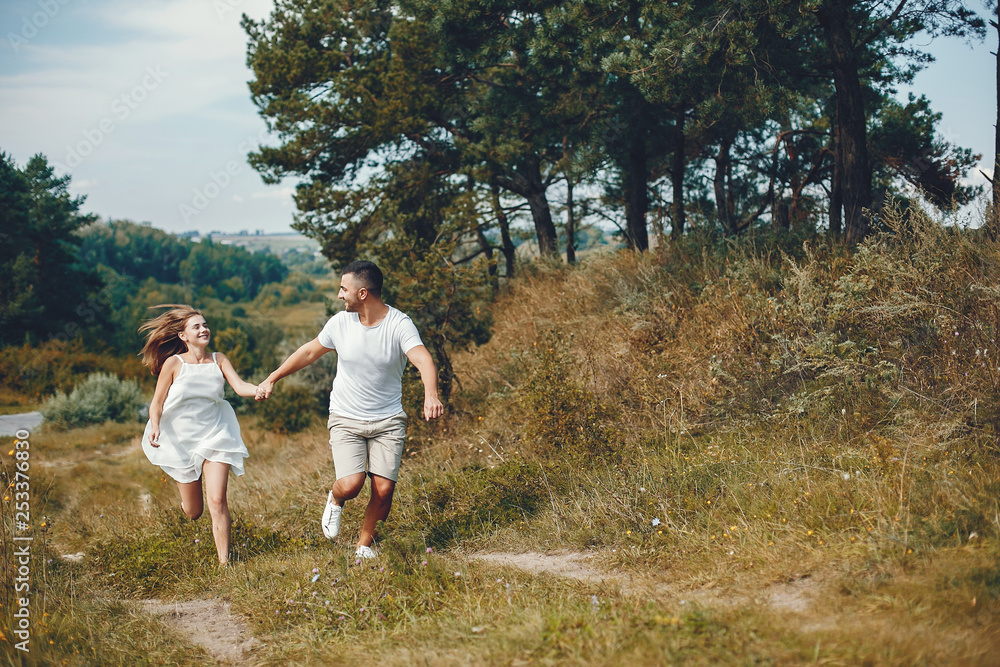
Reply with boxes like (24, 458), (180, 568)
(255, 383), (319, 433)
(41, 372), (144, 429)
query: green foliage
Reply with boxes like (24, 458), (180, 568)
(253, 272), (323, 309)
(416, 459), (551, 548)
(77, 219), (189, 284)
(91, 513), (288, 597)
(0, 152), (100, 345)
(519, 331), (615, 462)
(77, 219), (289, 306)
(41, 372), (144, 429)
(255, 383), (320, 433)
(0, 338), (148, 399)
(378, 239), (494, 401)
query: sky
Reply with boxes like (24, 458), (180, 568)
(0, 0), (997, 236)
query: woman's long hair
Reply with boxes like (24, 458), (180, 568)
(139, 304), (202, 374)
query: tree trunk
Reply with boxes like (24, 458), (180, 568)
(714, 136), (737, 234)
(496, 159), (559, 258)
(565, 176), (576, 264)
(993, 19), (1000, 227)
(474, 226), (499, 292)
(489, 179), (516, 278)
(430, 338), (453, 402)
(828, 126), (843, 235)
(623, 122), (650, 251)
(817, 0), (872, 244)
(670, 113), (686, 239)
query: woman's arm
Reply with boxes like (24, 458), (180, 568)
(148, 356), (181, 447)
(216, 352), (258, 398)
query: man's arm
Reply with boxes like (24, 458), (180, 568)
(405, 345), (444, 420)
(255, 338), (332, 401)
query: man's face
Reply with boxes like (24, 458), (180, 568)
(338, 273), (365, 312)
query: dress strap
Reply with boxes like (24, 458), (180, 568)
(212, 352), (218, 364)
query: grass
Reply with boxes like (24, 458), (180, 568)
(3, 204), (1000, 664)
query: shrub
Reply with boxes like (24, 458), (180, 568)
(41, 372), (144, 429)
(255, 383), (319, 433)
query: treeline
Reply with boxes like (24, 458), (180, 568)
(0, 152), (293, 396)
(243, 0), (986, 266)
(78, 220), (288, 302)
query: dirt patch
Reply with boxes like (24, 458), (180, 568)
(470, 550), (620, 584)
(471, 550), (827, 619)
(766, 574), (820, 614)
(143, 598), (258, 663)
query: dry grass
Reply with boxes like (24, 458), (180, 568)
(3, 205), (1000, 664)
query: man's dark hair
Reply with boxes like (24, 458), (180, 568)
(342, 260), (383, 297)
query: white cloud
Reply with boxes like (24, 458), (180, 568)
(251, 186), (295, 200)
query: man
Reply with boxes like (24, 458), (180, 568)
(255, 260), (443, 559)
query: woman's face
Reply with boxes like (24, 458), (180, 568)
(180, 315), (210, 346)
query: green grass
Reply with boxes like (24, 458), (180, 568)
(3, 205), (1000, 664)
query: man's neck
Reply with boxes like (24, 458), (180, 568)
(356, 300), (390, 327)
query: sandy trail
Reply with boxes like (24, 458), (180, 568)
(142, 598), (259, 664)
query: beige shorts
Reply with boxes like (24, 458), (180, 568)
(327, 412), (407, 482)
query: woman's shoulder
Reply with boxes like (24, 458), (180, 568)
(160, 355), (183, 375)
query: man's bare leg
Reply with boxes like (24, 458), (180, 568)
(358, 474), (395, 548)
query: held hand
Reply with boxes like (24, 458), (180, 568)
(255, 378), (274, 401)
(423, 396), (444, 421)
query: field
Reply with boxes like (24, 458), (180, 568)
(3, 205), (1000, 665)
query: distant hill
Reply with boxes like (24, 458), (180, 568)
(200, 232), (321, 256)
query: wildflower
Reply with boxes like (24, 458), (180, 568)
(311, 573), (320, 582)
(842, 473), (850, 480)
(194, 539), (200, 543)
(454, 571), (461, 577)
(312, 568), (319, 573)
(426, 547), (434, 553)
(652, 518), (661, 527)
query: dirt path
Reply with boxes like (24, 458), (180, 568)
(142, 599), (258, 664)
(469, 550), (825, 616)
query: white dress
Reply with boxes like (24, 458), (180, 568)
(142, 353), (249, 483)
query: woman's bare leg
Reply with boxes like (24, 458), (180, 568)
(177, 480), (204, 520)
(202, 461), (232, 564)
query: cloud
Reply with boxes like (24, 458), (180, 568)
(251, 186), (295, 200)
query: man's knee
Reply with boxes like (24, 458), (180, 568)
(370, 474), (396, 499)
(334, 473), (367, 499)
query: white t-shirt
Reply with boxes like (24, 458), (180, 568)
(317, 306), (424, 420)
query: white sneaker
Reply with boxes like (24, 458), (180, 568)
(321, 491), (342, 539)
(355, 545), (377, 559)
